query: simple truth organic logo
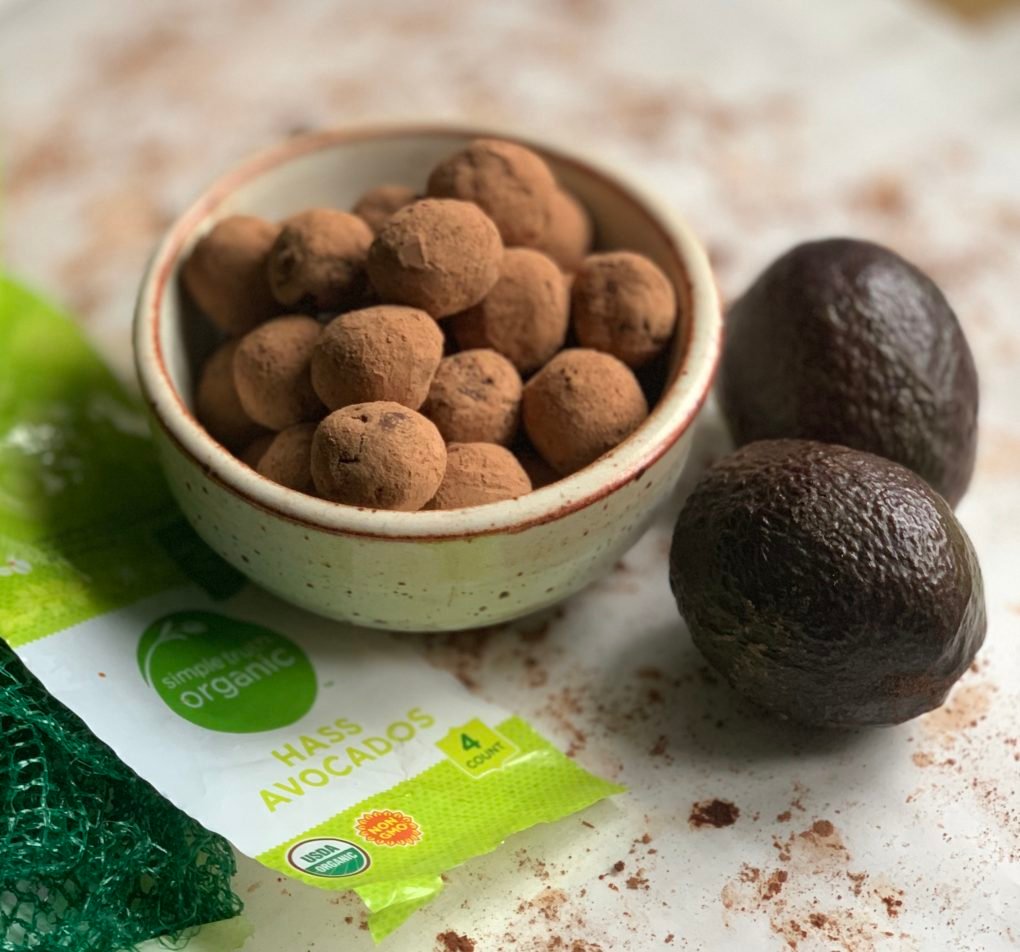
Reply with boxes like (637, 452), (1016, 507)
(137, 610), (317, 733)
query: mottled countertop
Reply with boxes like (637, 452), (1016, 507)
(2, 0), (1019, 949)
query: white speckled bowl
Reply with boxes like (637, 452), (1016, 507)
(134, 122), (721, 631)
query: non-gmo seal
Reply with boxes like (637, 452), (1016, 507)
(286, 837), (371, 878)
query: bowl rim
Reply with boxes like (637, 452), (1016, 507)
(134, 120), (722, 541)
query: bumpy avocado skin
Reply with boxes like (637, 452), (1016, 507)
(719, 238), (978, 507)
(669, 440), (986, 727)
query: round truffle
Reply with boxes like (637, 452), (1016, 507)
(523, 349), (649, 475)
(239, 432), (276, 469)
(366, 199), (502, 318)
(195, 339), (267, 451)
(256, 422), (317, 494)
(312, 305), (443, 412)
(181, 215), (279, 335)
(267, 209), (373, 312)
(533, 189), (593, 272)
(450, 248), (569, 375)
(352, 184), (417, 234)
(514, 443), (560, 490)
(571, 252), (677, 369)
(426, 139), (557, 246)
(422, 349), (523, 445)
(233, 315), (324, 430)
(311, 402), (446, 511)
(425, 443), (532, 510)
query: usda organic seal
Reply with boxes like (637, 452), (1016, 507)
(286, 837), (371, 878)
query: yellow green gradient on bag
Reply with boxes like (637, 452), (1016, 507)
(0, 274), (624, 943)
(260, 716), (622, 941)
(0, 276), (241, 649)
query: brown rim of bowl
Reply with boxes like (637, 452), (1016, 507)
(134, 121), (722, 542)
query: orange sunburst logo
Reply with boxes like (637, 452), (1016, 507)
(355, 809), (422, 847)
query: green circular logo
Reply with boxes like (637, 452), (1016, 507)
(138, 610), (317, 733)
(287, 838), (371, 878)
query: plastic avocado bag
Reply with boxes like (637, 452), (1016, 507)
(0, 275), (623, 942)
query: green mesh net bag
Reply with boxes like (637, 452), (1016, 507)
(0, 640), (242, 951)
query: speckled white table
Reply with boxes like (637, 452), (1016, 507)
(2, 1), (1019, 949)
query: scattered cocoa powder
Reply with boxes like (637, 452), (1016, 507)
(689, 798), (740, 829)
(436, 930), (475, 951)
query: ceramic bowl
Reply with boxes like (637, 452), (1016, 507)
(134, 122), (722, 632)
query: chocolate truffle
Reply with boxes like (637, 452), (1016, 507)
(514, 443), (560, 490)
(239, 432), (275, 469)
(256, 422), (317, 494)
(533, 189), (593, 272)
(311, 305), (443, 412)
(426, 139), (556, 246)
(523, 349), (649, 475)
(353, 184), (417, 234)
(422, 349), (523, 446)
(425, 443), (532, 510)
(233, 315), (324, 430)
(366, 199), (502, 318)
(267, 209), (373, 312)
(195, 339), (267, 451)
(181, 215), (279, 335)
(571, 252), (677, 368)
(450, 248), (568, 374)
(311, 402), (446, 511)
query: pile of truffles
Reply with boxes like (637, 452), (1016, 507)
(185, 138), (681, 511)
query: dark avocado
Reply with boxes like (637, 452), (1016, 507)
(669, 439), (986, 727)
(719, 238), (979, 507)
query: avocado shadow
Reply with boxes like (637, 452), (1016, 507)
(589, 614), (878, 772)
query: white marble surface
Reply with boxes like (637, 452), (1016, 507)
(2, 1), (1020, 949)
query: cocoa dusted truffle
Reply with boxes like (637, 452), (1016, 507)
(181, 215), (279, 335)
(267, 209), (373, 312)
(233, 315), (324, 430)
(353, 185), (417, 234)
(239, 432), (275, 469)
(427, 139), (557, 246)
(366, 199), (502, 318)
(422, 349), (522, 446)
(311, 402), (446, 510)
(571, 252), (677, 369)
(425, 443), (532, 510)
(311, 305), (442, 412)
(256, 422), (317, 494)
(514, 443), (560, 490)
(450, 248), (568, 375)
(523, 349), (648, 475)
(533, 189), (593, 272)
(195, 339), (267, 451)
